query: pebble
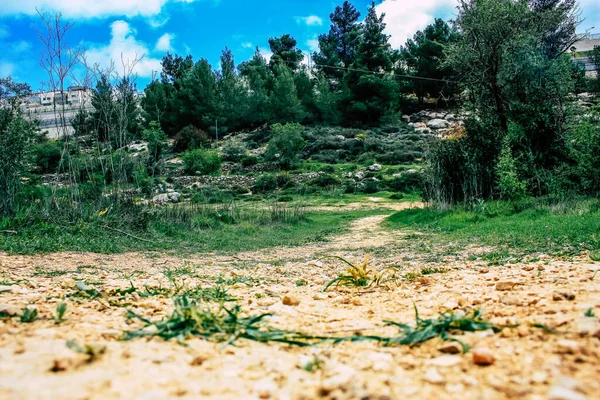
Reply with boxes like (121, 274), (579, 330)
(496, 281), (518, 291)
(547, 386), (588, 400)
(522, 266), (535, 271)
(426, 355), (462, 367)
(351, 298), (364, 306)
(0, 303), (20, 316)
(472, 347), (495, 365)
(423, 367), (444, 384)
(282, 295), (300, 306)
(313, 293), (328, 301)
(555, 339), (579, 354)
(438, 342), (463, 354)
(552, 292), (575, 301)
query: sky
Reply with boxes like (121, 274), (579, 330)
(0, 0), (598, 92)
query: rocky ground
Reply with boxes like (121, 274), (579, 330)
(0, 201), (599, 400)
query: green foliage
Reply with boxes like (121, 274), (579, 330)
(268, 34), (304, 72)
(221, 139), (248, 162)
(173, 125), (210, 152)
(267, 65), (305, 124)
(124, 295), (316, 345)
(142, 121), (169, 168)
(384, 306), (500, 351)
(20, 307), (38, 323)
(266, 123), (306, 168)
(31, 140), (63, 174)
(54, 302), (67, 323)
(566, 102), (600, 194)
(0, 102), (37, 216)
(496, 136), (527, 200)
(182, 148), (222, 175)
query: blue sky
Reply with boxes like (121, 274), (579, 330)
(1, 0), (598, 91)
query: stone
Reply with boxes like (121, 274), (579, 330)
(547, 386), (588, 400)
(427, 119), (450, 130)
(0, 303), (20, 316)
(472, 347), (495, 365)
(496, 281), (518, 291)
(552, 292), (575, 301)
(282, 295), (300, 306)
(426, 355), (462, 367)
(555, 339), (579, 354)
(351, 298), (364, 306)
(368, 164), (382, 172)
(313, 293), (328, 301)
(423, 367), (444, 384)
(438, 342), (463, 354)
(575, 317), (600, 336)
(152, 192), (180, 204)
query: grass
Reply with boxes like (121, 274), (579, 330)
(1, 207), (383, 255)
(323, 255), (397, 291)
(123, 295), (319, 345)
(385, 198), (600, 258)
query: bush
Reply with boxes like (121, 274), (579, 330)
(221, 139), (248, 162)
(253, 174), (278, 193)
(143, 121), (169, 166)
(277, 195), (293, 202)
(241, 155), (258, 167)
(385, 171), (422, 193)
(275, 171), (295, 188)
(496, 137), (527, 200)
(173, 125), (210, 152)
(182, 149), (222, 175)
(31, 140), (63, 174)
(358, 180), (379, 194)
(390, 193), (404, 200)
(311, 174), (340, 188)
(266, 123), (306, 169)
(567, 103), (600, 195)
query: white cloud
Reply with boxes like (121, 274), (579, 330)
(155, 33), (174, 52)
(148, 16), (170, 28)
(258, 47), (273, 63)
(295, 15), (323, 26)
(0, 61), (16, 77)
(85, 20), (162, 78)
(0, 0), (172, 18)
(241, 42), (253, 49)
(307, 37), (319, 52)
(375, 0), (456, 48)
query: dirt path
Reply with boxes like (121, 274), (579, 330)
(0, 203), (599, 400)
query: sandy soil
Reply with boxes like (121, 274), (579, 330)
(0, 202), (599, 400)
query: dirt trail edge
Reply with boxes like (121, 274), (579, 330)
(1, 201), (599, 400)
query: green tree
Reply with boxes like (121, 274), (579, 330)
(142, 121), (169, 175)
(314, 73), (342, 125)
(217, 47), (250, 132)
(90, 75), (114, 143)
(71, 108), (93, 137)
(268, 34), (304, 72)
(141, 80), (171, 128)
(266, 123), (306, 169)
(343, 2), (399, 126)
(400, 18), (458, 103)
(238, 47), (272, 126)
(313, 1), (362, 81)
(591, 46), (600, 91)
(267, 64), (305, 123)
(169, 59), (218, 134)
(160, 53), (194, 84)
(0, 77), (37, 216)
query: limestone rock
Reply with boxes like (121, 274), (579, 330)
(472, 347), (495, 365)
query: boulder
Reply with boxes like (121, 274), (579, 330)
(368, 164), (382, 172)
(427, 119), (450, 129)
(152, 192), (180, 204)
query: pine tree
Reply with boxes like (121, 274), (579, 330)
(217, 47), (250, 131)
(314, 73), (342, 125)
(267, 64), (305, 123)
(160, 53), (194, 84)
(239, 47), (273, 126)
(313, 1), (361, 81)
(343, 2), (399, 126)
(91, 74), (114, 142)
(141, 80), (171, 128)
(268, 34), (304, 71)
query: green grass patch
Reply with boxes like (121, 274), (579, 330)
(385, 198), (600, 257)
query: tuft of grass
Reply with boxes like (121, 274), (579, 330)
(584, 308), (596, 317)
(66, 340), (106, 361)
(123, 295), (318, 346)
(323, 255), (396, 291)
(54, 302), (67, 323)
(20, 307), (38, 323)
(382, 306), (500, 352)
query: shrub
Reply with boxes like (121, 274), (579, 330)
(182, 149), (222, 175)
(277, 195), (293, 202)
(266, 123), (306, 169)
(221, 139), (248, 162)
(275, 171), (295, 188)
(496, 137), (527, 200)
(567, 103), (600, 195)
(358, 180), (379, 194)
(253, 174), (278, 193)
(241, 155), (258, 167)
(173, 125), (210, 152)
(32, 140), (63, 174)
(311, 174), (340, 188)
(143, 121), (169, 165)
(385, 171), (422, 193)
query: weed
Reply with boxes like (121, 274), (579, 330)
(33, 267), (73, 277)
(584, 308), (596, 317)
(382, 307), (500, 352)
(420, 266), (448, 275)
(54, 302), (67, 323)
(295, 280), (307, 287)
(66, 340), (106, 361)
(323, 255), (395, 291)
(302, 356), (323, 372)
(20, 307), (38, 323)
(164, 264), (197, 279)
(123, 295), (318, 345)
